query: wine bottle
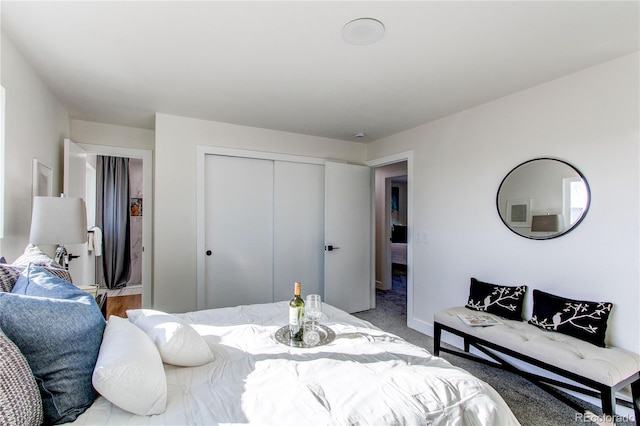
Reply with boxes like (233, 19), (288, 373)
(289, 282), (305, 342)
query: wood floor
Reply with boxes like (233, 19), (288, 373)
(105, 294), (141, 319)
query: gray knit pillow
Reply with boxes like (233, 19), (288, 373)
(0, 264), (72, 293)
(0, 328), (43, 426)
(40, 267), (73, 283)
(0, 265), (21, 293)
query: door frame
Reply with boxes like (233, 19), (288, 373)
(367, 151), (414, 325)
(195, 146), (326, 310)
(71, 142), (154, 308)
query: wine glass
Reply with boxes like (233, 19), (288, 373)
(303, 321), (320, 347)
(303, 294), (322, 347)
(305, 294), (322, 324)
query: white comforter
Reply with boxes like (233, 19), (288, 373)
(72, 301), (519, 425)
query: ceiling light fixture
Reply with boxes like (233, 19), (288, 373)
(354, 132), (366, 139)
(342, 18), (385, 46)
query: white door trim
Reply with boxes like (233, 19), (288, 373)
(75, 143), (154, 308)
(367, 151), (414, 327)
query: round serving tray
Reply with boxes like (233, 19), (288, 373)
(274, 324), (336, 348)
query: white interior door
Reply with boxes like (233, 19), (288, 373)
(273, 161), (324, 301)
(204, 155), (274, 308)
(324, 162), (371, 313)
(63, 139), (93, 286)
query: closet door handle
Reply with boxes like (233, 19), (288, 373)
(206, 250), (212, 256)
(325, 245), (340, 252)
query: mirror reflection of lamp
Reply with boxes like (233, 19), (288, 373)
(29, 195), (87, 269)
(531, 214), (563, 233)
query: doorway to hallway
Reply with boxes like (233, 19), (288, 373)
(64, 139), (153, 308)
(373, 160), (408, 319)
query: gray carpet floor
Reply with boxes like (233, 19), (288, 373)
(352, 268), (634, 426)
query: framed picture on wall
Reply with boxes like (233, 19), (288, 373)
(130, 198), (142, 216)
(391, 186), (399, 223)
(506, 198), (531, 228)
(32, 159), (53, 197)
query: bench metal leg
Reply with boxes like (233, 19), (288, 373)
(631, 379), (639, 426)
(600, 387), (616, 417)
(433, 323), (442, 356)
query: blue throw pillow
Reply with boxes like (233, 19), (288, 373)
(12, 264), (82, 298)
(0, 264), (105, 424)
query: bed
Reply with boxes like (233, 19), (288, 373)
(391, 224), (408, 266)
(391, 242), (408, 265)
(72, 301), (518, 425)
(1, 259), (519, 426)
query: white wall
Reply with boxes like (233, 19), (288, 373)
(154, 114), (367, 313)
(367, 53), (640, 352)
(70, 119), (155, 151)
(0, 32), (70, 260)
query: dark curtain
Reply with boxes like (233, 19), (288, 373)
(96, 156), (131, 289)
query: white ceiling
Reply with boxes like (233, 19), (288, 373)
(2, 1), (638, 142)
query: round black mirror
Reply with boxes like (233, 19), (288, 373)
(496, 158), (590, 240)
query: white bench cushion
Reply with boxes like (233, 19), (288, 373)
(435, 306), (640, 387)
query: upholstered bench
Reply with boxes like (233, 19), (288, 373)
(434, 306), (640, 424)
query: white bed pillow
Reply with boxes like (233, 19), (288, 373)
(126, 309), (215, 367)
(92, 316), (167, 416)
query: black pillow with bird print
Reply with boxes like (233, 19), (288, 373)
(465, 278), (527, 321)
(528, 290), (612, 347)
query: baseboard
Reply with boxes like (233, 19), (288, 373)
(407, 316), (470, 350)
(408, 315), (433, 336)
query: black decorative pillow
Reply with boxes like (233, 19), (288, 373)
(528, 290), (612, 347)
(466, 278), (527, 321)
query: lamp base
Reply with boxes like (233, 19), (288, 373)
(54, 245), (69, 269)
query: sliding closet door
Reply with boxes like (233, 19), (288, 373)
(273, 161), (324, 301)
(204, 155), (274, 309)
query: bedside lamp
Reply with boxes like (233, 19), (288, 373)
(531, 214), (562, 233)
(29, 196), (87, 269)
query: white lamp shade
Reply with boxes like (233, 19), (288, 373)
(29, 196), (87, 245)
(531, 214), (562, 233)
